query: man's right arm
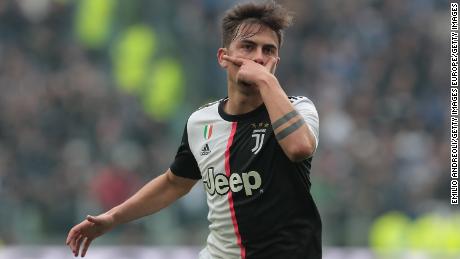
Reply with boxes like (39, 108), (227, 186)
(107, 169), (197, 224)
(66, 169), (198, 257)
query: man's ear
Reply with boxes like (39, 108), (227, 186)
(217, 48), (228, 68)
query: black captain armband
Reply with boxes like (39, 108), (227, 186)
(272, 110), (298, 130)
(275, 118), (305, 141)
(272, 110), (306, 141)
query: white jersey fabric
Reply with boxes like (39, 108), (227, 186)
(170, 96), (321, 259)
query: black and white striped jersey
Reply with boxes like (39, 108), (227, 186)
(170, 96), (322, 259)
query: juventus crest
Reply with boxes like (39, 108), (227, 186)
(251, 122), (269, 154)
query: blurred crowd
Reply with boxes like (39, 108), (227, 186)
(0, 0), (451, 248)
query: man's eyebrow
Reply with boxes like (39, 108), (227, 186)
(239, 39), (256, 45)
(239, 39), (278, 50)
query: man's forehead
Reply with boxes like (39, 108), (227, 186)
(232, 22), (279, 47)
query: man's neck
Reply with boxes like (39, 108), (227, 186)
(224, 86), (263, 115)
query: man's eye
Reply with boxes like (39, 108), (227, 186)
(264, 48), (275, 55)
(242, 45), (253, 50)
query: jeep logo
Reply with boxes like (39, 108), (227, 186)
(203, 167), (262, 196)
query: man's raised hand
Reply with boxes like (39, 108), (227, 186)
(223, 55), (279, 87)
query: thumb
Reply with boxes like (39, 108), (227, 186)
(266, 57), (279, 74)
(86, 215), (101, 224)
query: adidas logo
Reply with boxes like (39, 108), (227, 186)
(201, 144), (211, 156)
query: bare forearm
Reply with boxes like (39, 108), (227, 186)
(258, 75), (295, 124)
(105, 171), (194, 225)
(258, 75), (315, 161)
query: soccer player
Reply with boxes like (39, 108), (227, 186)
(66, 1), (321, 258)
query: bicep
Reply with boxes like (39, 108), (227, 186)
(165, 168), (198, 195)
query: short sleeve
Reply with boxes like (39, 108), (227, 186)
(170, 124), (202, 179)
(294, 97), (319, 152)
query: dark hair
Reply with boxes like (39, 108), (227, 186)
(221, 1), (293, 48)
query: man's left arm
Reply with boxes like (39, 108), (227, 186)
(257, 74), (317, 162)
(222, 55), (318, 162)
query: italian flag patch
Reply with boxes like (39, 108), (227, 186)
(203, 124), (213, 140)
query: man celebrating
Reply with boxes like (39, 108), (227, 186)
(66, 1), (321, 258)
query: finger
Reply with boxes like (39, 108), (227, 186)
(75, 234), (84, 257)
(68, 230), (80, 253)
(81, 238), (93, 257)
(67, 227), (81, 245)
(66, 237), (74, 254)
(66, 229), (75, 245)
(222, 55), (242, 65)
(222, 55), (244, 66)
(69, 234), (78, 256)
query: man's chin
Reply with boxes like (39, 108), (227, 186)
(238, 81), (255, 88)
(238, 81), (254, 87)
(237, 82), (258, 95)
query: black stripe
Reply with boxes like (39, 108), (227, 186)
(272, 110), (299, 130)
(275, 118), (305, 141)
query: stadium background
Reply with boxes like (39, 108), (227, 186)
(0, 0), (456, 258)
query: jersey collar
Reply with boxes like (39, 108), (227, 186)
(218, 98), (267, 122)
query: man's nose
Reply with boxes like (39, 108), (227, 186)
(252, 48), (265, 65)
